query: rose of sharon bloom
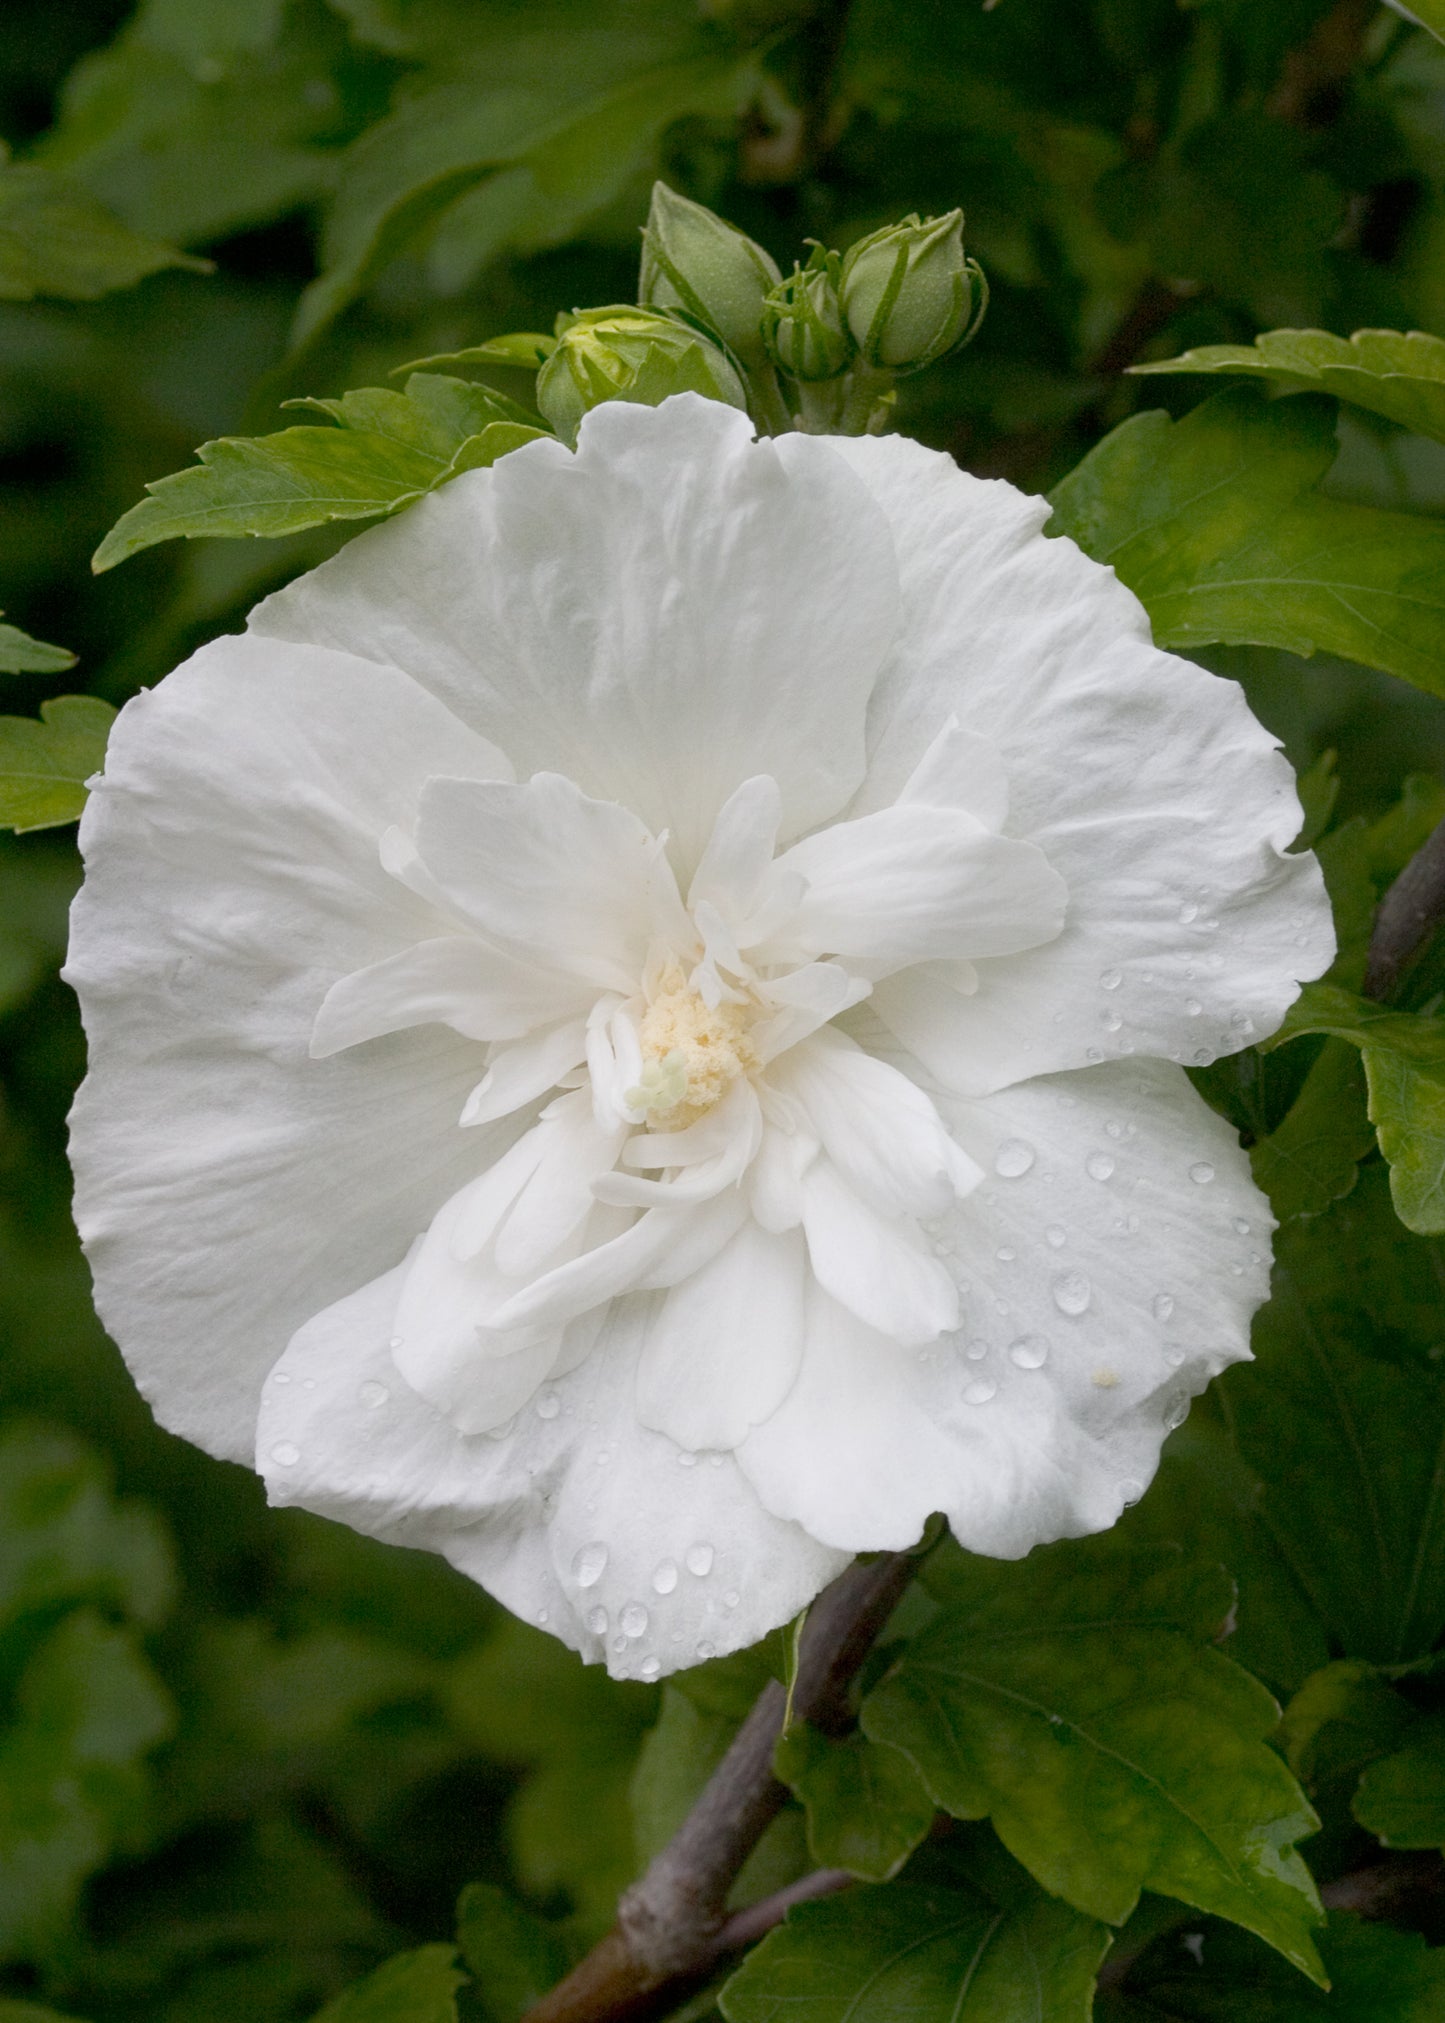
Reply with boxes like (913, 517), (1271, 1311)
(66, 395), (1333, 1681)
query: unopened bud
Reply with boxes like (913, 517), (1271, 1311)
(536, 305), (749, 447)
(761, 250), (852, 382)
(840, 210), (985, 374)
(639, 183), (781, 375)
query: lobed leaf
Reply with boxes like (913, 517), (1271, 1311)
(1049, 385), (1445, 697)
(92, 374), (548, 570)
(0, 155), (207, 302)
(861, 1549), (1325, 1980)
(455, 1883), (571, 2023)
(1250, 1041), (1375, 1221)
(773, 1722), (935, 1883)
(1111, 1911), (1445, 2020)
(720, 1851), (1110, 2023)
(0, 1422), (174, 1636)
(1133, 327), (1445, 445)
(309, 1945), (466, 2023)
(1352, 1712), (1445, 1849)
(0, 616), (76, 676)
(1263, 980), (1445, 1232)
(0, 696), (116, 834)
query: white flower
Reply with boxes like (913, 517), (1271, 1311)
(66, 396), (1333, 1681)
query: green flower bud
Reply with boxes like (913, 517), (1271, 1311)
(760, 250), (853, 383)
(840, 210), (986, 374)
(536, 305), (749, 447)
(638, 182), (781, 375)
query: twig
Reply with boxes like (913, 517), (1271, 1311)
(521, 1551), (916, 2023)
(715, 1867), (855, 1953)
(1363, 813), (1445, 1002)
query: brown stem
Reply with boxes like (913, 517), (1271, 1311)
(521, 1551), (916, 2023)
(1363, 813), (1445, 1003)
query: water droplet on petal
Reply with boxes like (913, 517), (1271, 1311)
(1232, 1217), (1251, 1235)
(677, 1450), (698, 1468)
(639, 1656), (661, 1680)
(1164, 1347), (1186, 1368)
(995, 1245), (1016, 1263)
(272, 1372), (291, 1386)
(1086, 1152), (1115, 1181)
(1189, 1162), (1215, 1185)
(1086, 1046), (1103, 1063)
(1118, 1477), (1144, 1506)
(1185, 998), (1202, 1017)
(1009, 1334), (1050, 1370)
(1102, 1012), (1123, 1032)
(621, 1602), (649, 1638)
(724, 1589), (740, 1608)
(963, 1377), (997, 1405)
(696, 1641), (716, 1661)
(652, 1560), (679, 1595)
(1052, 1270), (1092, 1316)
(1106, 1120), (1125, 1140)
(574, 1542), (608, 1588)
(994, 1139), (1036, 1178)
(1153, 1293), (1175, 1321)
(269, 1442), (299, 1467)
(1046, 1224), (1067, 1249)
(1179, 901), (1199, 924)
(586, 1606), (608, 1635)
(536, 1609), (549, 1624)
(685, 1543), (715, 1578)
(536, 1389), (561, 1419)
(1100, 968), (1123, 991)
(358, 1380), (389, 1410)
(1164, 1393), (1190, 1430)
(965, 1338), (989, 1361)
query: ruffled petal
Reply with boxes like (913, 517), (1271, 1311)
(738, 1055), (1268, 1555)
(257, 1267), (848, 1679)
(250, 395), (902, 876)
(65, 633), (510, 1464)
(634, 1221), (807, 1451)
(311, 936), (588, 1054)
(800, 1159), (960, 1346)
(828, 433), (1334, 1092)
(762, 805), (1067, 974)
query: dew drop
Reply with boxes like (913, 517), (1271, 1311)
(536, 1609), (549, 1625)
(677, 1451), (698, 1468)
(1232, 1217), (1251, 1235)
(1086, 1046), (1103, 1063)
(269, 1441), (300, 1467)
(1086, 1151), (1115, 1181)
(1105, 1119), (1125, 1140)
(1052, 1269), (1092, 1316)
(1153, 1293), (1175, 1321)
(1179, 901), (1199, 924)
(301, 1378), (315, 1392)
(621, 1602), (650, 1638)
(272, 1372), (291, 1386)
(724, 1589), (740, 1608)
(1046, 1224), (1067, 1249)
(994, 1139), (1036, 1179)
(685, 1543), (715, 1578)
(1164, 1393), (1191, 1430)
(358, 1380), (389, 1410)
(652, 1560), (679, 1595)
(1185, 998), (1202, 1017)
(573, 1542), (609, 1588)
(586, 1605), (609, 1635)
(486, 1416), (516, 1442)
(1100, 968), (1123, 991)
(536, 1389), (561, 1419)
(995, 1245), (1017, 1263)
(1102, 1012), (1123, 1032)
(963, 1377), (997, 1405)
(1189, 1162), (1215, 1185)
(1118, 1477), (1144, 1507)
(639, 1656), (661, 1680)
(1164, 1347), (1186, 1368)
(1008, 1334), (1050, 1370)
(965, 1338), (990, 1361)
(388, 1336), (404, 1352)
(696, 1641), (716, 1661)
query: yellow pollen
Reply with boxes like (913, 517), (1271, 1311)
(629, 964), (757, 1129)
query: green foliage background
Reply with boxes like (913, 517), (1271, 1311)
(5, 0), (1445, 2017)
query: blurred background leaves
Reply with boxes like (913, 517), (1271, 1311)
(4, 0), (1445, 2017)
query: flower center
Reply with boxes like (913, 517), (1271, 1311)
(627, 962), (758, 1130)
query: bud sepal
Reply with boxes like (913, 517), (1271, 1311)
(536, 306), (749, 447)
(840, 210), (988, 375)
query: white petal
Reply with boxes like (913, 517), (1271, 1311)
(689, 775), (783, 920)
(751, 962), (871, 1064)
(800, 1159), (960, 1346)
(413, 772), (689, 995)
(311, 936), (587, 1055)
(764, 805), (1068, 973)
(251, 395), (902, 875)
(635, 1222), (807, 1450)
(772, 1028), (983, 1218)
(594, 1078), (762, 1206)
(827, 432), (1334, 1091)
(896, 718), (1008, 829)
(739, 1055), (1269, 1556)
(257, 1270), (847, 1679)
(461, 1019), (590, 1127)
(65, 634), (509, 1464)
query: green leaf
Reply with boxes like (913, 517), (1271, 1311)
(1114, 1911), (1445, 2021)
(1250, 1040), (1375, 1221)
(862, 1549), (1325, 1980)
(773, 1723), (934, 1883)
(309, 1946), (466, 2023)
(1352, 1711), (1445, 1848)
(0, 697), (116, 833)
(1048, 385), (1445, 697)
(93, 374), (547, 570)
(455, 1883), (571, 2023)
(0, 2004), (91, 2022)
(0, 1423), (174, 1638)
(293, 20), (755, 345)
(1387, 1), (1445, 47)
(1230, 1165), (1445, 1664)
(1277, 1661), (1416, 1801)
(0, 156), (207, 301)
(1263, 980), (1445, 1232)
(0, 1610), (174, 1956)
(399, 334), (557, 375)
(1132, 328), (1445, 447)
(720, 1848), (1111, 2023)
(0, 617), (76, 676)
